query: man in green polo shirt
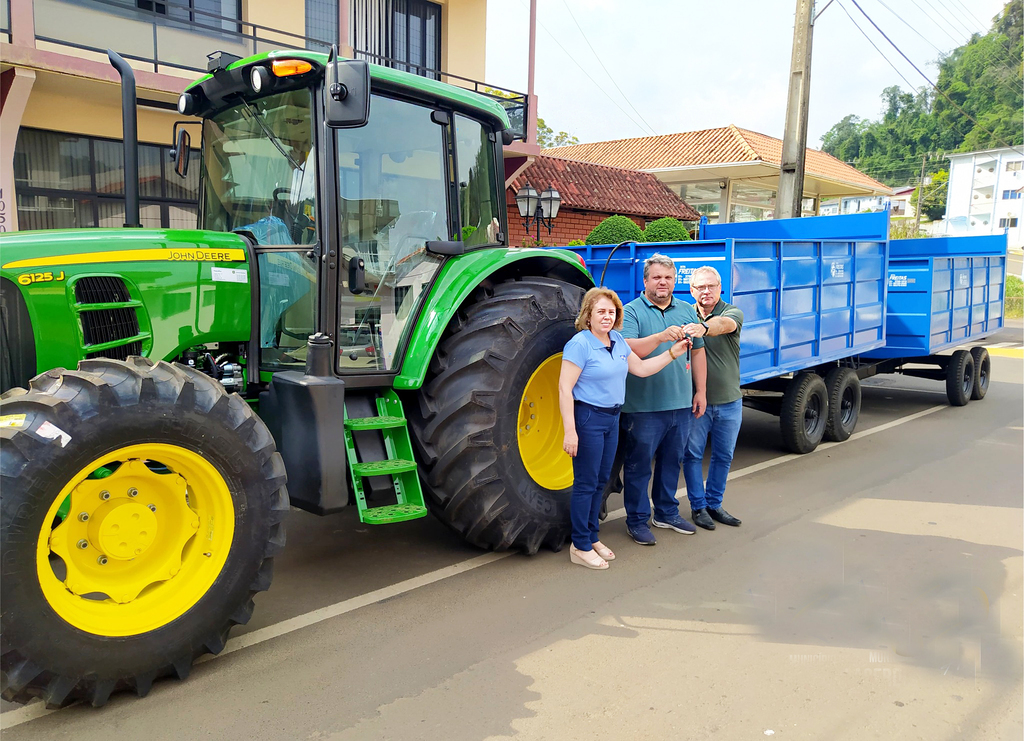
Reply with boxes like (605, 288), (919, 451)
(681, 265), (744, 530)
(620, 254), (707, 546)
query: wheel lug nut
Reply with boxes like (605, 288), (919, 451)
(77, 539), (89, 549)
(100, 491), (111, 500)
(147, 504), (157, 512)
(128, 487), (138, 497)
(78, 512), (90, 522)
(97, 556), (108, 566)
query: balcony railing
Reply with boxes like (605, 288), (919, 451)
(352, 49), (528, 141)
(31, 0), (330, 75)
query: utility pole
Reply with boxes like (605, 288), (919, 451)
(913, 152), (930, 235)
(777, 0), (815, 220)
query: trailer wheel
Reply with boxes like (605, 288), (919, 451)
(824, 367), (861, 442)
(969, 347), (990, 401)
(0, 358), (288, 707)
(408, 276), (585, 554)
(780, 372), (829, 453)
(945, 350), (974, 406)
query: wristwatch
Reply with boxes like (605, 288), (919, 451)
(701, 321), (710, 335)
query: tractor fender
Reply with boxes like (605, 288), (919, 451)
(393, 248), (593, 391)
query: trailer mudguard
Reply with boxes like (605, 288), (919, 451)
(393, 248), (593, 391)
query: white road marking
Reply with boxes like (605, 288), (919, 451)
(0, 403), (949, 730)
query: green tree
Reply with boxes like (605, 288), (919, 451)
(585, 215), (643, 245)
(910, 169), (949, 221)
(537, 118), (579, 148)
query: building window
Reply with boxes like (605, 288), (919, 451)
(999, 218), (1018, 228)
(14, 128), (199, 231)
(306, 0), (338, 51)
(352, 0), (441, 78)
(1002, 190), (1022, 199)
(1007, 161), (1023, 172)
(135, 0), (242, 33)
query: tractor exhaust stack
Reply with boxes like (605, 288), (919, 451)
(107, 49), (141, 228)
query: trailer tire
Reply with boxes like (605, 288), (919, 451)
(0, 358), (288, 708)
(780, 372), (828, 453)
(823, 367), (861, 442)
(945, 350), (974, 406)
(408, 276), (585, 554)
(969, 347), (990, 401)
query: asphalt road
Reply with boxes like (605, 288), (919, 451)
(3, 326), (1022, 740)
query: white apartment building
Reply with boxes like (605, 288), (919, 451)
(942, 147), (1024, 249)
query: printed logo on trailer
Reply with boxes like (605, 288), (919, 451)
(675, 264), (696, 285)
(830, 261), (845, 278)
(888, 274), (916, 287)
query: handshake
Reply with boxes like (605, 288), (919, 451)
(659, 322), (708, 344)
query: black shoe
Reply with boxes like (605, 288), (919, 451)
(708, 507), (741, 527)
(691, 508), (715, 530)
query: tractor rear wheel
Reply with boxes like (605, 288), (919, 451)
(0, 357), (288, 707)
(408, 276), (585, 554)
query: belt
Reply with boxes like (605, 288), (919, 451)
(575, 400), (622, 414)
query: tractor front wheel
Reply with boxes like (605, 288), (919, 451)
(0, 358), (288, 707)
(408, 276), (585, 554)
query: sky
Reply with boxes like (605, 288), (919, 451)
(484, 0), (1013, 150)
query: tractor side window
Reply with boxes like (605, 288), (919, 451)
(334, 94), (448, 372)
(258, 250), (318, 368)
(202, 89), (317, 246)
(454, 115), (501, 247)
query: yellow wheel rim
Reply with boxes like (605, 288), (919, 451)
(37, 444), (234, 637)
(518, 353), (573, 490)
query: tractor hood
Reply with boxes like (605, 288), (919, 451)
(0, 229), (253, 381)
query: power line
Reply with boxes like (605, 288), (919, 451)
(516, 0), (652, 138)
(836, 0), (922, 93)
(906, 0), (962, 46)
(849, 0), (1024, 156)
(558, 0), (658, 136)
(874, 0), (946, 55)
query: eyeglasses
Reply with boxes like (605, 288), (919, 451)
(690, 283), (720, 293)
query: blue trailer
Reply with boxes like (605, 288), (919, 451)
(858, 233), (1007, 406)
(566, 211), (1007, 453)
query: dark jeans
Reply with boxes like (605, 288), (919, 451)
(570, 404), (620, 551)
(683, 399), (743, 511)
(621, 408), (693, 529)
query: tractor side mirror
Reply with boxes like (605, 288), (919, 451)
(325, 50), (370, 129)
(348, 257), (366, 295)
(171, 127), (191, 179)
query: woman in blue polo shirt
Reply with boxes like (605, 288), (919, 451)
(559, 287), (690, 570)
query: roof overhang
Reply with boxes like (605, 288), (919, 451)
(645, 161), (892, 198)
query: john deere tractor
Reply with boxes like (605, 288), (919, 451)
(0, 48), (591, 707)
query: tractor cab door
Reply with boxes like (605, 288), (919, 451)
(332, 94), (453, 373)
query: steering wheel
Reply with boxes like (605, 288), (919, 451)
(273, 187), (316, 245)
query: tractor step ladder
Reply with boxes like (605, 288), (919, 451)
(343, 390), (427, 524)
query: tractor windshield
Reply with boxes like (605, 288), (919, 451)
(201, 89), (317, 246)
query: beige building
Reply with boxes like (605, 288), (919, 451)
(1, 0), (521, 232)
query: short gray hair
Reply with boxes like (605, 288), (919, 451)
(643, 253), (676, 280)
(691, 266), (722, 285)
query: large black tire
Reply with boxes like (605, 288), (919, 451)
(407, 276), (585, 554)
(945, 349), (974, 406)
(969, 346), (990, 401)
(780, 372), (828, 454)
(823, 367), (861, 442)
(0, 357), (288, 707)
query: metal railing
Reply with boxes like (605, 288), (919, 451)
(352, 48), (528, 141)
(33, 0), (331, 74)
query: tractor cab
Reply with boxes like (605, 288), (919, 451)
(178, 51), (508, 379)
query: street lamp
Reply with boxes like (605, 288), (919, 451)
(516, 183), (561, 241)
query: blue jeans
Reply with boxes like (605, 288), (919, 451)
(621, 409), (693, 529)
(571, 404), (620, 551)
(683, 399), (743, 511)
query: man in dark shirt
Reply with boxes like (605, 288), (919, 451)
(680, 266), (744, 530)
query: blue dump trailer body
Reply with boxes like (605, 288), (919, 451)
(568, 212), (889, 385)
(861, 234), (1007, 360)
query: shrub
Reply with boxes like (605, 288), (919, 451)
(1007, 275), (1023, 319)
(643, 217), (691, 243)
(461, 225), (477, 242)
(585, 215), (643, 245)
(567, 238), (586, 246)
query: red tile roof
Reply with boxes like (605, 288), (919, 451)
(545, 125), (890, 193)
(509, 155), (700, 220)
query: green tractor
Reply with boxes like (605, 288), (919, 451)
(0, 48), (591, 707)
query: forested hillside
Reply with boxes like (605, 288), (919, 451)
(820, 1), (1022, 190)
